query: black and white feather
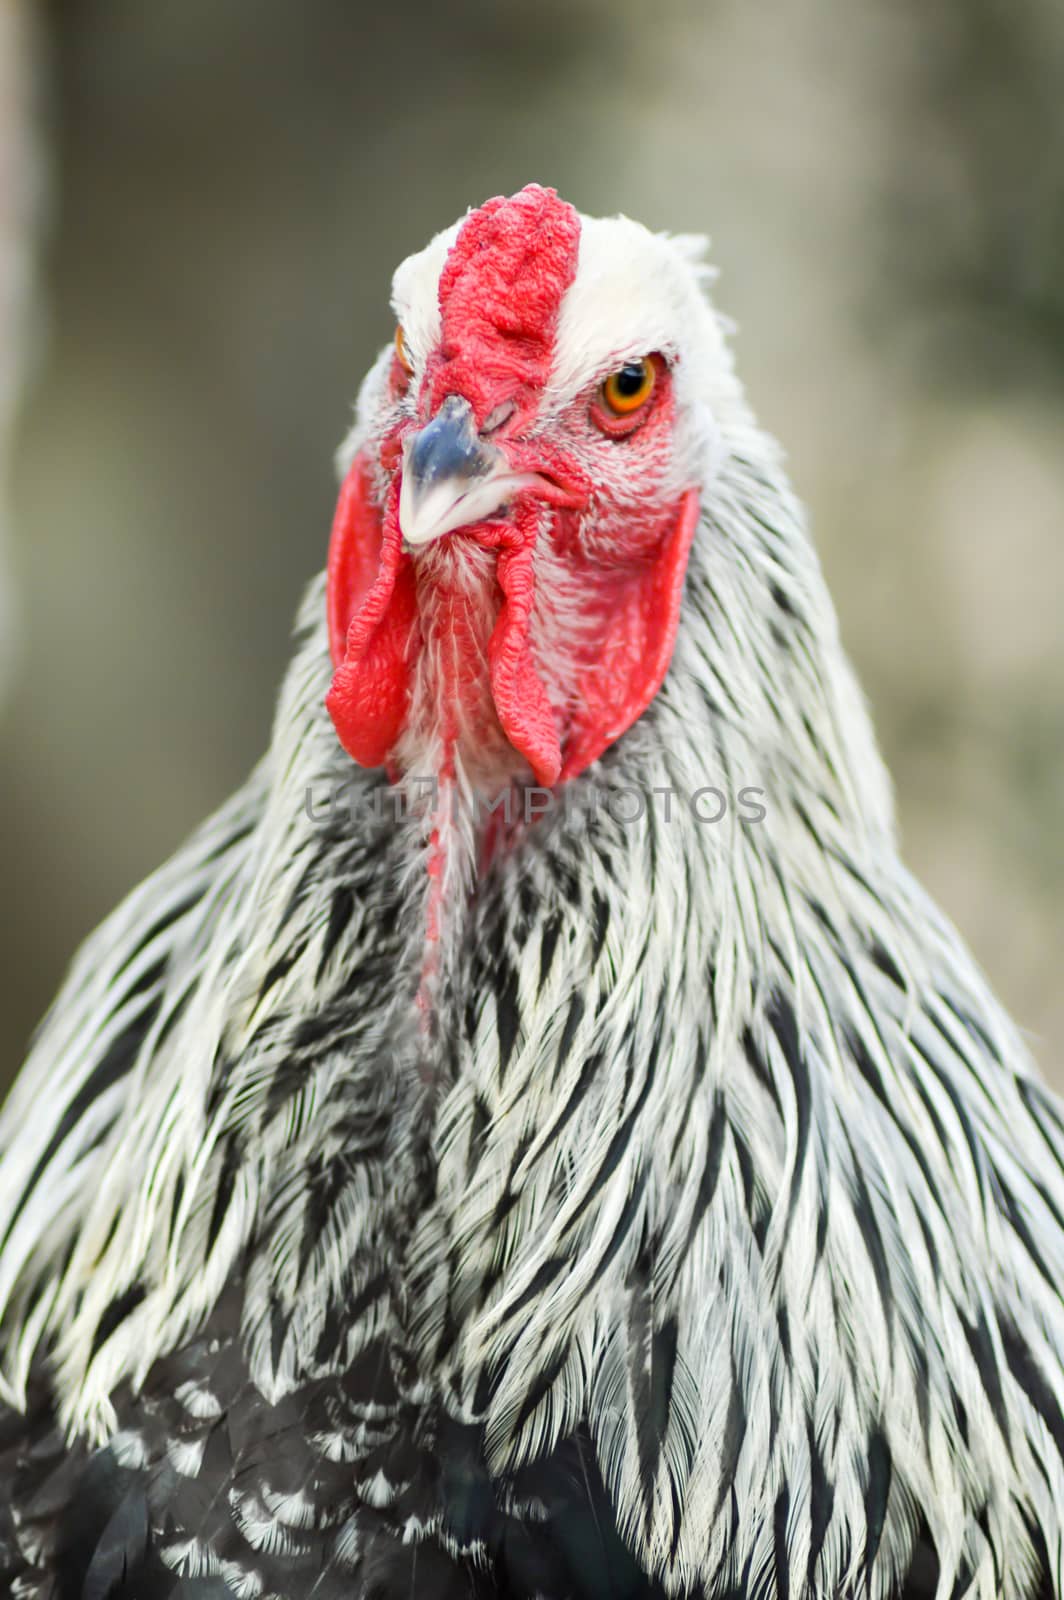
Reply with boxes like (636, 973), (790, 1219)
(0, 207), (1062, 1600)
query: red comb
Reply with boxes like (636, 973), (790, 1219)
(425, 185), (581, 426)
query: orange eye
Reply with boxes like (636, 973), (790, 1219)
(394, 325), (413, 375)
(601, 356), (656, 415)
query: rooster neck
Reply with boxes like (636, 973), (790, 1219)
(7, 465), (1063, 1600)
(385, 540), (531, 1040)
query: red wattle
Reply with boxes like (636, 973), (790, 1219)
(324, 466), (700, 786)
(558, 487), (701, 782)
(489, 539), (562, 787)
(325, 457), (416, 769)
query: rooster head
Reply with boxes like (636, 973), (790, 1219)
(325, 184), (719, 792)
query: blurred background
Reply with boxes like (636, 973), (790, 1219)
(0, 0), (1061, 1092)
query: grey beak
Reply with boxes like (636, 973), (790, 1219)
(405, 395), (497, 496)
(399, 396), (542, 549)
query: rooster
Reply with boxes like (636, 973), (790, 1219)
(0, 184), (1062, 1600)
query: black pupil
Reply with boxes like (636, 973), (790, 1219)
(614, 362), (647, 396)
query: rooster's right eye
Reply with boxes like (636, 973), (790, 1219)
(394, 325), (414, 378)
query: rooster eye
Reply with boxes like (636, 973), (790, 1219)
(394, 325), (413, 376)
(601, 357), (656, 416)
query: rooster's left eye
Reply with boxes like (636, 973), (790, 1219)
(601, 357), (656, 416)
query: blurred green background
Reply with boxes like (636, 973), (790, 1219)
(0, 0), (1061, 1093)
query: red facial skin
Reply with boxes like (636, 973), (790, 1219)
(325, 186), (699, 796)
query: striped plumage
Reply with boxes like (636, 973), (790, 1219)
(0, 187), (1062, 1599)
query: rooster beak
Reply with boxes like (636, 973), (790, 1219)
(399, 395), (545, 550)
